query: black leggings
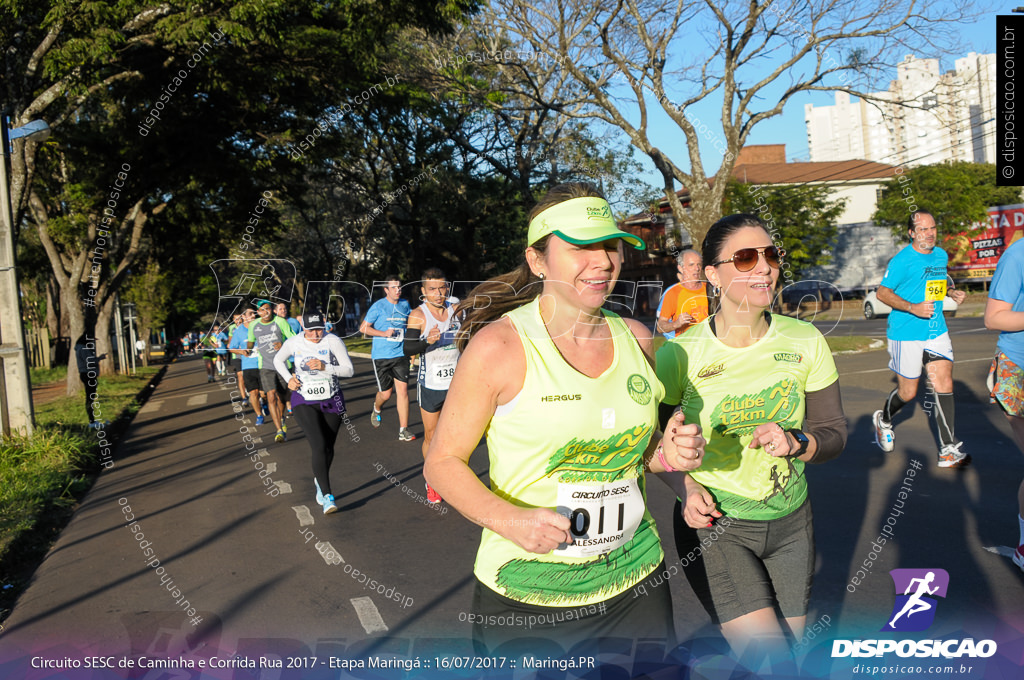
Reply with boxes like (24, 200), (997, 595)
(292, 403), (343, 497)
(80, 372), (99, 423)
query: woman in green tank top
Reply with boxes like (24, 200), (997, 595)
(655, 213), (848, 669)
(424, 183), (706, 657)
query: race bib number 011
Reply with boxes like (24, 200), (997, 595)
(555, 479), (644, 558)
(924, 279), (946, 302)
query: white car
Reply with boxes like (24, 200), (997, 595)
(862, 287), (958, 320)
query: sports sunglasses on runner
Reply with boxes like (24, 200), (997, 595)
(711, 245), (783, 271)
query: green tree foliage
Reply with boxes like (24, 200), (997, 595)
(122, 260), (172, 343)
(270, 20), (651, 301)
(872, 162), (1022, 238)
(724, 180), (847, 281)
(5, 0), (479, 385)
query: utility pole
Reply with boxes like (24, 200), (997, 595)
(0, 114), (45, 436)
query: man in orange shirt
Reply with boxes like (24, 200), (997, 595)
(656, 248), (709, 338)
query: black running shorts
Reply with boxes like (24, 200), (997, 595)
(373, 357), (409, 392)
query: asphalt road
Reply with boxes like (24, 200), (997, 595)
(1, 317), (1022, 679)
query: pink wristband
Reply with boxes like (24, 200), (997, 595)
(656, 443), (678, 473)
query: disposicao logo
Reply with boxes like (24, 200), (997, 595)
(884, 568), (948, 632)
(832, 568), (997, 659)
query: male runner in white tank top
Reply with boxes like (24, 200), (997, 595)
(405, 267), (461, 504)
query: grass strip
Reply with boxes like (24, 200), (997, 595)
(0, 366), (164, 622)
(825, 335), (883, 353)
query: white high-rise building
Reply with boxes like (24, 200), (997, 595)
(805, 53), (996, 167)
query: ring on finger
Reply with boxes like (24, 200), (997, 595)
(767, 441), (777, 452)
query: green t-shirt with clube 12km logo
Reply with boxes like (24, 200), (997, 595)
(475, 298), (665, 607)
(655, 315), (838, 520)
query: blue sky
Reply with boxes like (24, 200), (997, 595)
(621, 6), (1000, 190)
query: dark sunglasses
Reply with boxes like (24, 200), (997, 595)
(711, 245), (783, 272)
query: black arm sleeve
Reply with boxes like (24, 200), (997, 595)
(403, 327), (427, 358)
(658, 402), (677, 431)
(803, 380), (847, 463)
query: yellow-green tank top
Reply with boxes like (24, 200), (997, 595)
(474, 298), (665, 606)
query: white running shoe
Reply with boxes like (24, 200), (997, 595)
(937, 442), (970, 468)
(873, 410), (894, 452)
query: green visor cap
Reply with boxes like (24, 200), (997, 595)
(527, 197), (646, 250)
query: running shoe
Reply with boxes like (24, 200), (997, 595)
(281, 424), (287, 435)
(426, 484), (442, 504)
(398, 428), (416, 442)
(262, 401), (270, 416)
(1014, 545), (1024, 573)
(937, 442), (970, 468)
(255, 414), (265, 426)
(872, 410), (894, 452)
(315, 479), (324, 506)
(275, 429), (286, 443)
(370, 408), (381, 428)
(322, 494), (338, 515)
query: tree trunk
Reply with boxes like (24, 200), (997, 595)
(95, 298), (117, 377)
(46, 278), (60, 342)
(63, 288), (87, 396)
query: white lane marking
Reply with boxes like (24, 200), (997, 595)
(983, 545), (1017, 559)
(316, 540), (343, 565)
(350, 597), (388, 634)
(292, 506), (315, 526)
(187, 394), (208, 406)
(264, 462), (277, 473)
(273, 481), (292, 494)
(254, 448), (269, 458)
(138, 400), (163, 414)
(844, 357), (993, 376)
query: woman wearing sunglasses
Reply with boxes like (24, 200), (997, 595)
(424, 182), (705, 655)
(655, 213), (847, 667)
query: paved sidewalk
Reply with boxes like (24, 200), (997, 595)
(1, 355), (488, 677)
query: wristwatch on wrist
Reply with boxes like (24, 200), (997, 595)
(786, 429), (809, 456)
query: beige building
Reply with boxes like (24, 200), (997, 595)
(805, 53), (996, 167)
(620, 145), (902, 293)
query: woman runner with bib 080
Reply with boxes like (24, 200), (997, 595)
(274, 311), (355, 515)
(424, 182), (705, 656)
(655, 214), (847, 668)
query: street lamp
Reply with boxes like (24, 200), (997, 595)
(0, 113), (50, 436)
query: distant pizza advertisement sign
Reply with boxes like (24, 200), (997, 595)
(945, 204), (1024, 280)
